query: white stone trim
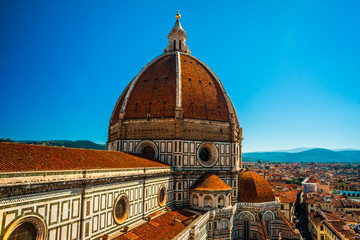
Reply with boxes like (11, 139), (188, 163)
(109, 80), (132, 123)
(237, 211), (256, 221)
(0, 189), (81, 205)
(175, 51), (182, 108)
(237, 200), (281, 212)
(263, 210), (275, 221)
(120, 52), (173, 114)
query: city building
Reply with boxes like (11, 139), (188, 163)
(308, 209), (357, 240)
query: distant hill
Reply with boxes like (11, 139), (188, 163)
(0, 139), (106, 150)
(1, 139), (359, 162)
(243, 148), (360, 163)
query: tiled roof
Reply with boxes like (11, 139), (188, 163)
(324, 220), (357, 239)
(309, 212), (323, 225)
(191, 174), (232, 191)
(275, 189), (298, 203)
(124, 54), (177, 119)
(180, 54), (230, 122)
(110, 52), (238, 124)
(278, 210), (300, 235)
(238, 169), (275, 203)
(114, 209), (196, 240)
(0, 142), (169, 172)
(306, 178), (320, 184)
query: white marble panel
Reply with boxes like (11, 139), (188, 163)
(71, 223), (78, 239)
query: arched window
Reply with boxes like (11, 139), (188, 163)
(193, 194), (199, 206)
(204, 195), (212, 208)
(143, 146), (155, 158)
(173, 40), (176, 50)
(218, 195), (225, 208)
(243, 220), (250, 240)
(220, 220), (229, 230)
(8, 222), (37, 240)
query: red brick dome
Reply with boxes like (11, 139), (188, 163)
(109, 52), (238, 125)
(238, 169), (275, 203)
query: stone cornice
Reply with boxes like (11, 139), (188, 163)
(0, 167), (171, 197)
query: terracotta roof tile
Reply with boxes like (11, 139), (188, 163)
(191, 174), (232, 191)
(180, 54), (229, 121)
(124, 54), (177, 119)
(114, 209), (196, 240)
(275, 189), (298, 203)
(278, 210), (300, 235)
(238, 170), (275, 203)
(324, 220), (357, 239)
(0, 142), (169, 172)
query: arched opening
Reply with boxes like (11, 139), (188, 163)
(143, 146), (155, 159)
(193, 194), (199, 207)
(243, 220), (250, 240)
(220, 220), (229, 230)
(204, 195), (212, 208)
(8, 222), (37, 240)
(218, 195), (225, 208)
(173, 40), (176, 50)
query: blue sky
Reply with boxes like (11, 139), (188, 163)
(1, 1), (359, 152)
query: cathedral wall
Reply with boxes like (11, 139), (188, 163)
(0, 188), (82, 240)
(0, 170), (173, 240)
(108, 139), (241, 171)
(81, 175), (174, 239)
(107, 138), (241, 205)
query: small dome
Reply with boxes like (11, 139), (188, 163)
(191, 174), (232, 191)
(238, 169), (275, 203)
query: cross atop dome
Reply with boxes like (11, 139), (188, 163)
(164, 11), (191, 54)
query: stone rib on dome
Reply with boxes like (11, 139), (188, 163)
(238, 169), (275, 203)
(191, 174), (232, 191)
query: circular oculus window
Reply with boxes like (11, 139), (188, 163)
(113, 195), (130, 224)
(158, 186), (167, 207)
(197, 142), (219, 167)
